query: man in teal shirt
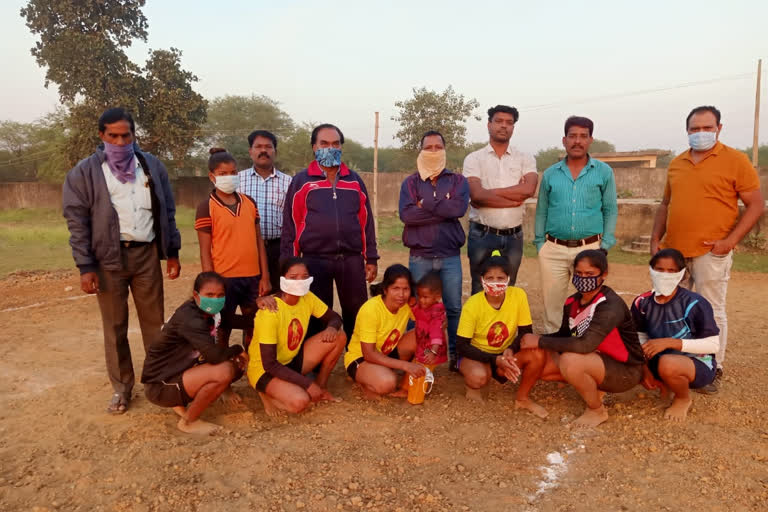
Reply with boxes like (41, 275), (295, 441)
(534, 116), (618, 332)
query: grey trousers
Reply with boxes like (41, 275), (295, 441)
(96, 243), (164, 395)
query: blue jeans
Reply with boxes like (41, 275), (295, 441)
(408, 254), (462, 360)
(467, 222), (524, 294)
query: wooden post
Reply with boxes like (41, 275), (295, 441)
(753, 58), (762, 167)
(373, 111), (380, 241)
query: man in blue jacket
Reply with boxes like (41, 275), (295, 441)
(399, 131), (470, 369)
(281, 124), (378, 341)
(62, 108), (181, 414)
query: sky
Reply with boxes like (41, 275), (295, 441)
(1, 0), (767, 155)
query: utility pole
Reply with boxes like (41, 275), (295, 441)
(753, 58), (762, 167)
(373, 112), (380, 241)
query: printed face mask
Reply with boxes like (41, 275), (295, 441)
(688, 131), (717, 151)
(197, 295), (226, 315)
(314, 147), (342, 167)
(280, 276), (314, 296)
(214, 175), (239, 194)
(481, 278), (509, 297)
(649, 267), (685, 296)
(572, 274), (602, 293)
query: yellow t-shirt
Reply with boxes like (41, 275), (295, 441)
(456, 287), (532, 355)
(247, 292), (328, 387)
(344, 295), (413, 368)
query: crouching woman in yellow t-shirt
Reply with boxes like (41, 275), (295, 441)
(456, 254), (550, 418)
(344, 264), (427, 400)
(247, 257), (346, 416)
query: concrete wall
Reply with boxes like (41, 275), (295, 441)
(0, 182), (63, 210)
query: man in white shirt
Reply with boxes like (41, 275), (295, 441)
(63, 108), (181, 414)
(463, 105), (539, 292)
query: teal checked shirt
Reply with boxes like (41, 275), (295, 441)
(533, 157), (618, 251)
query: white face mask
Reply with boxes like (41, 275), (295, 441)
(688, 131), (717, 151)
(280, 276), (313, 296)
(649, 267), (685, 297)
(214, 175), (239, 194)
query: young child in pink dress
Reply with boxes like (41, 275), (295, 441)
(411, 272), (448, 370)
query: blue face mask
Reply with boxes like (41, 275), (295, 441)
(315, 147), (342, 167)
(197, 295), (226, 315)
(572, 274), (602, 293)
(688, 131), (717, 151)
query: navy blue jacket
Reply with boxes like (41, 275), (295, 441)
(399, 169), (469, 258)
(281, 161), (379, 263)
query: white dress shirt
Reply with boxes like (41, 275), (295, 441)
(101, 158), (155, 242)
(462, 143), (537, 230)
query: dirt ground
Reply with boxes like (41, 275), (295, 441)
(1, 250), (767, 512)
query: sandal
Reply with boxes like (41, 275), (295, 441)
(107, 393), (130, 414)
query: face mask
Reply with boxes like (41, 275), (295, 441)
(416, 149), (446, 181)
(213, 175), (239, 194)
(280, 276), (314, 296)
(103, 141), (136, 184)
(315, 147), (342, 167)
(688, 131), (717, 151)
(572, 274), (602, 293)
(481, 278), (509, 297)
(197, 295), (226, 315)
(649, 267), (685, 296)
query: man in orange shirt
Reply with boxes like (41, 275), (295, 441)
(651, 105), (764, 393)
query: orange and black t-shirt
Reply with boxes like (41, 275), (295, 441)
(195, 191), (261, 278)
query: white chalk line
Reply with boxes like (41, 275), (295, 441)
(0, 294), (94, 313)
(525, 431), (588, 509)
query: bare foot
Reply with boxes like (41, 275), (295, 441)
(465, 386), (485, 402)
(360, 387), (383, 401)
(664, 396), (692, 422)
(660, 384), (670, 400)
(515, 399), (548, 418)
(220, 387), (243, 406)
(172, 406), (186, 418)
(177, 418), (220, 435)
(388, 389), (408, 398)
(258, 392), (285, 418)
(572, 405), (609, 428)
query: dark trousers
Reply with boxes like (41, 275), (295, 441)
(264, 238), (282, 295)
(96, 243), (164, 396)
(304, 253), (367, 343)
(467, 222), (524, 294)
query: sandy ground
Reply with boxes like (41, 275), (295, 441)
(1, 250), (767, 511)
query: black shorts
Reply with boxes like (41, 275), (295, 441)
(456, 356), (509, 384)
(647, 349), (717, 389)
(346, 348), (400, 381)
(144, 373), (192, 408)
(598, 354), (643, 393)
(221, 276), (261, 330)
(255, 345), (305, 393)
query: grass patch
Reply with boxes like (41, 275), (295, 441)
(0, 208), (766, 277)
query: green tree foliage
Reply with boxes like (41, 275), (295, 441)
(589, 139), (616, 153)
(742, 144), (768, 169)
(20, 0), (206, 178)
(204, 95), (294, 168)
(392, 86), (480, 151)
(0, 110), (70, 182)
(534, 139), (617, 172)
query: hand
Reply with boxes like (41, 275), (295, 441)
(307, 382), (334, 402)
(650, 239), (660, 256)
(365, 263), (378, 283)
(255, 295), (278, 312)
(259, 276), (272, 296)
(80, 272), (99, 294)
(520, 333), (540, 350)
(703, 239), (734, 256)
(422, 348), (437, 365)
(495, 353), (521, 383)
(640, 365), (660, 390)
(166, 258), (181, 280)
(508, 200), (523, 207)
(408, 296), (417, 308)
(417, 199), (423, 208)
(232, 351), (249, 371)
(404, 362), (426, 378)
(319, 327), (338, 343)
(642, 338), (675, 359)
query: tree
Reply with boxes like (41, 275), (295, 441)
(137, 48), (207, 167)
(743, 145), (768, 169)
(392, 86), (480, 151)
(21, 0), (207, 177)
(204, 95), (294, 167)
(534, 139), (618, 172)
(590, 139), (616, 153)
